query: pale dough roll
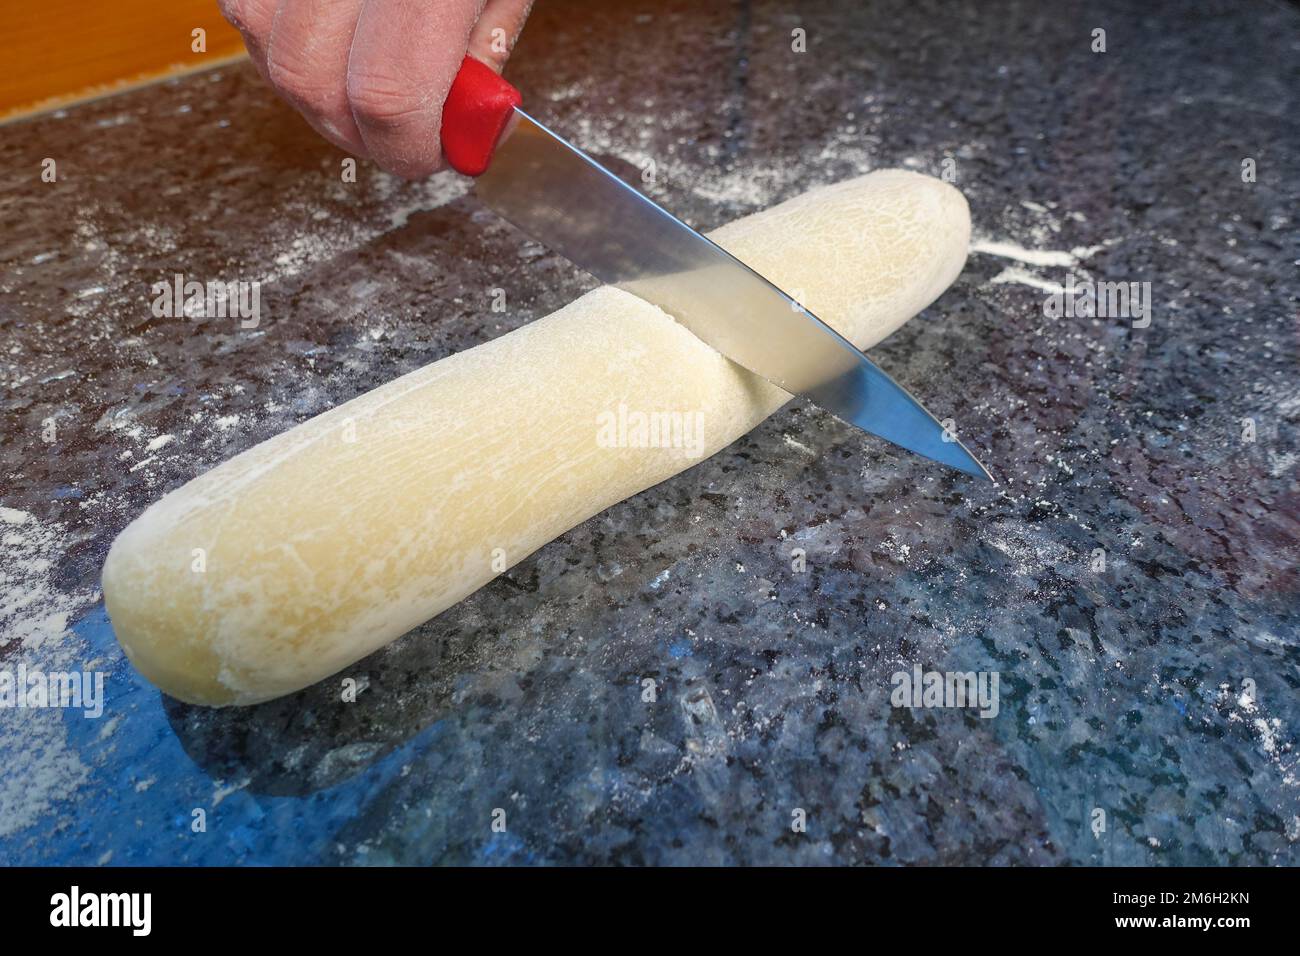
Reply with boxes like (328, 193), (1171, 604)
(102, 170), (971, 706)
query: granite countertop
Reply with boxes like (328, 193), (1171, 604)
(1, 0), (1296, 865)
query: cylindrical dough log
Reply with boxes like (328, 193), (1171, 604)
(103, 170), (971, 706)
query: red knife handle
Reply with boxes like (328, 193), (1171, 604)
(441, 55), (522, 177)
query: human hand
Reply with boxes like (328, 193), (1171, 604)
(219, 0), (533, 178)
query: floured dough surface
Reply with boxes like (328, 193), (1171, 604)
(102, 170), (971, 705)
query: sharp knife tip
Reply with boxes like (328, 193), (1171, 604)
(943, 440), (997, 484)
(962, 455), (997, 484)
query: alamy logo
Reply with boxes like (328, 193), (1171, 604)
(596, 403), (706, 458)
(1043, 273), (1151, 328)
(151, 273), (261, 328)
(891, 664), (1000, 718)
(50, 886), (151, 936)
(0, 664), (104, 718)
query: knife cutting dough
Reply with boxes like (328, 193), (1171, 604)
(103, 169), (971, 706)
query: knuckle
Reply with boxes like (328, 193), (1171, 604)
(346, 70), (431, 129)
(266, 53), (336, 114)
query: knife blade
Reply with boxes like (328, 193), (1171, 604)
(441, 58), (991, 481)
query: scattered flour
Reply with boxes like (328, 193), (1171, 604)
(984, 521), (1077, 577)
(566, 108), (909, 215)
(782, 434), (817, 456)
(0, 710), (90, 839)
(0, 508), (92, 654)
(1267, 450), (1298, 478)
(971, 239), (1105, 269)
(382, 170), (471, 230)
(988, 267), (1066, 295)
(0, 507), (98, 840)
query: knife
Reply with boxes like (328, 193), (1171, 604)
(440, 57), (991, 481)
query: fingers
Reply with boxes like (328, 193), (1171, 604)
(264, 0), (368, 154)
(347, 0), (485, 179)
(222, 0), (535, 179)
(467, 0), (535, 73)
(217, 0), (280, 80)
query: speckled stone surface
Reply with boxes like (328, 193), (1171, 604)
(1, 0), (1296, 865)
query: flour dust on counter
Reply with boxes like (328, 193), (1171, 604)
(0, 508), (97, 840)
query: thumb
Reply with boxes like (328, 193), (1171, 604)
(467, 0), (534, 73)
